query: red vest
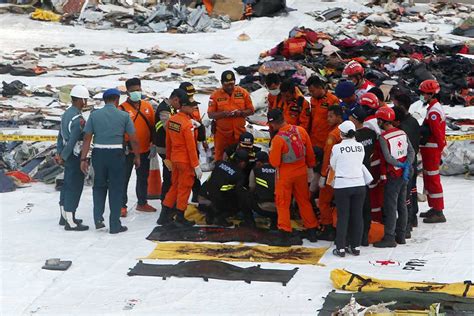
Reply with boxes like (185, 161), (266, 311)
(381, 128), (408, 178)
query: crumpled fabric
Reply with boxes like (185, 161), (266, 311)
(384, 58), (410, 73)
(2, 80), (27, 97)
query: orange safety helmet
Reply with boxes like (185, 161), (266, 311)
(375, 106), (395, 122)
(359, 92), (380, 110)
(419, 79), (440, 94)
(343, 61), (364, 77)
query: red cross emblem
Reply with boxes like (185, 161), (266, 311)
(397, 140), (402, 148)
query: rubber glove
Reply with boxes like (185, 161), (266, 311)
(402, 164), (411, 182)
(307, 168), (315, 183)
(194, 166), (203, 180)
(148, 145), (157, 159)
(164, 159), (173, 171)
(319, 176), (326, 189)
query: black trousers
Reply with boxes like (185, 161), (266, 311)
(334, 186), (366, 250)
(122, 152), (150, 208)
(159, 154), (171, 201)
(362, 186), (371, 237)
(406, 158), (419, 230)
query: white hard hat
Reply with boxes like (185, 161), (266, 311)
(70, 85), (89, 99)
(338, 120), (356, 134)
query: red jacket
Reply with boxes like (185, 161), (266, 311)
(423, 99), (446, 151)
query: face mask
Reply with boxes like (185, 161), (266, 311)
(419, 95), (426, 104)
(129, 91), (142, 102)
(268, 88), (280, 96)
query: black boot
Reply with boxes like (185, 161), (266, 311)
(305, 228), (318, 242)
(59, 209), (83, 226)
(412, 215), (418, 228)
(333, 248), (345, 257)
(214, 215), (232, 227)
(156, 206), (177, 225)
(174, 211), (195, 227)
(373, 237), (397, 248)
(396, 235), (406, 245)
(345, 247), (360, 256)
(423, 211), (446, 224)
(361, 232), (369, 247)
(405, 230), (412, 239)
(95, 220), (105, 229)
(110, 226), (128, 234)
(316, 224), (336, 241)
(65, 222), (89, 231)
(419, 208), (435, 218)
(269, 218), (278, 231)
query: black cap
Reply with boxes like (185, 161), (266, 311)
(349, 105), (367, 123)
(221, 70), (236, 83)
(255, 151), (269, 163)
(234, 149), (249, 163)
(170, 88), (192, 106)
(239, 132), (254, 148)
(179, 82), (196, 95)
(267, 108), (283, 123)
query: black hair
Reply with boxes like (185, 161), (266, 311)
(103, 95), (120, 104)
(344, 129), (356, 138)
(125, 78), (141, 90)
(71, 96), (81, 103)
(368, 87), (384, 102)
(328, 105), (343, 118)
(306, 75), (326, 88)
(392, 93), (412, 111)
(280, 80), (295, 94)
(393, 105), (408, 122)
(265, 73), (281, 86)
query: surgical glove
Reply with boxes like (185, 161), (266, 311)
(148, 145), (157, 159)
(194, 166), (203, 180)
(307, 168), (315, 183)
(402, 165), (411, 182)
(319, 176), (326, 189)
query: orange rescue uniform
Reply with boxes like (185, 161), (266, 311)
(308, 92), (340, 148)
(162, 112), (199, 212)
(269, 124), (319, 232)
(120, 100), (155, 154)
(268, 88), (310, 129)
(319, 125), (342, 226)
(208, 86), (254, 160)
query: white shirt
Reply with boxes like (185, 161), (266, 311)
(330, 138), (366, 189)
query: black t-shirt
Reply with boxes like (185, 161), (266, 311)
(399, 114), (420, 155)
(355, 127), (377, 169)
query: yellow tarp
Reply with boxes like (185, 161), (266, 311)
(331, 269), (474, 298)
(145, 242), (327, 265)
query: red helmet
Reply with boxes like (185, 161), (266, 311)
(359, 92), (380, 110)
(419, 79), (440, 94)
(375, 106), (395, 122)
(343, 61), (364, 77)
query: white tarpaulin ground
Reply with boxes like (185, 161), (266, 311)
(1, 1), (474, 314)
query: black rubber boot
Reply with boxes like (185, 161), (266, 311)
(64, 222), (89, 231)
(174, 211), (195, 227)
(412, 215), (418, 228)
(373, 237), (397, 248)
(59, 210), (83, 226)
(420, 208), (435, 218)
(333, 249), (345, 257)
(156, 206), (177, 225)
(95, 221), (105, 229)
(361, 232), (369, 247)
(316, 224), (336, 241)
(345, 247), (360, 256)
(423, 211), (446, 224)
(405, 230), (412, 239)
(396, 235), (406, 245)
(110, 226), (128, 234)
(305, 228), (318, 242)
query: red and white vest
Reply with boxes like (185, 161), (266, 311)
(380, 128), (408, 178)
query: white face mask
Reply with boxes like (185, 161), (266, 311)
(419, 95), (426, 104)
(268, 88), (280, 96)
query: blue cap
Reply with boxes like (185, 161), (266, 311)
(103, 88), (121, 99)
(335, 81), (355, 99)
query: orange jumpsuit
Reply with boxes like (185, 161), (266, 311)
(269, 124), (319, 232)
(319, 125), (342, 226)
(208, 86), (254, 161)
(268, 88), (310, 130)
(162, 112), (199, 212)
(307, 92), (339, 149)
